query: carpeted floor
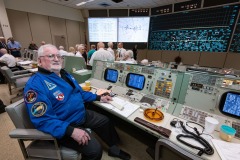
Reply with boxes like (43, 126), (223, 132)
(0, 83), (154, 160)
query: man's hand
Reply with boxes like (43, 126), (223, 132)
(100, 95), (112, 103)
(71, 128), (91, 145)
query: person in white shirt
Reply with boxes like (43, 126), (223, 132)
(0, 48), (16, 67)
(107, 42), (115, 60)
(122, 50), (136, 64)
(89, 42), (114, 66)
(116, 42), (126, 61)
(59, 46), (68, 57)
(67, 47), (75, 56)
(75, 44), (84, 57)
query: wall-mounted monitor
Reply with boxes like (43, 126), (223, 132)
(126, 73), (145, 90)
(104, 68), (118, 83)
(88, 18), (117, 42)
(219, 91), (240, 119)
(118, 17), (150, 42)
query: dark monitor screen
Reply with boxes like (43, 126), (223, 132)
(104, 68), (118, 83)
(126, 73), (145, 90)
(219, 91), (240, 118)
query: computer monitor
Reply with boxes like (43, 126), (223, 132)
(104, 68), (118, 83)
(219, 91), (240, 119)
(126, 73), (145, 90)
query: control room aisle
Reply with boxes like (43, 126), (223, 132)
(0, 83), (153, 160)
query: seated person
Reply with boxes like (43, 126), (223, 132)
(0, 48), (16, 68)
(28, 41), (38, 50)
(58, 46), (68, 56)
(141, 59), (149, 65)
(68, 47), (75, 56)
(122, 50), (136, 64)
(24, 44), (131, 160)
(7, 37), (22, 57)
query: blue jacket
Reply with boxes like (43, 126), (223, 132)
(24, 68), (97, 139)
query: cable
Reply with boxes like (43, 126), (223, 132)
(176, 121), (214, 156)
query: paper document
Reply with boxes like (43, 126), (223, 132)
(75, 69), (88, 74)
(100, 97), (140, 118)
(211, 139), (240, 160)
(17, 61), (32, 65)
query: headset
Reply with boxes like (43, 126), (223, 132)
(171, 119), (214, 156)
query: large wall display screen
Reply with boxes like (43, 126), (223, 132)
(148, 5), (239, 52)
(118, 17), (150, 42)
(88, 18), (117, 42)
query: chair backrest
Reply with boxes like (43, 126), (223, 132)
(64, 56), (86, 73)
(155, 139), (203, 160)
(5, 99), (35, 129)
(1, 66), (15, 83)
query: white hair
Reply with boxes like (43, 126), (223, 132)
(38, 44), (58, 57)
(141, 59), (148, 65)
(125, 50), (133, 58)
(59, 46), (64, 50)
(108, 42), (113, 48)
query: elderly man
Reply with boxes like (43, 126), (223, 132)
(23, 44), (130, 160)
(116, 42), (126, 61)
(0, 48), (16, 68)
(122, 50), (136, 64)
(107, 42), (115, 59)
(89, 42), (114, 66)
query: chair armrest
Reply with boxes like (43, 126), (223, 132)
(11, 73), (32, 80)
(9, 129), (55, 140)
(13, 70), (30, 75)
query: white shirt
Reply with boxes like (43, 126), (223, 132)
(107, 47), (115, 59)
(117, 48), (126, 60)
(75, 51), (83, 57)
(0, 54), (16, 67)
(59, 49), (68, 56)
(89, 48), (114, 66)
(67, 52), (75, 56)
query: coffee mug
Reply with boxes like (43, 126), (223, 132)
(85, 80), (91, 86)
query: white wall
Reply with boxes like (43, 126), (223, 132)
(0, 0), (12, 38)
(4, 0), (84, 22)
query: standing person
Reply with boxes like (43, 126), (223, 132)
(89, 42), (115, 66)
(116, 42), (126, 61)
(87, 44), (96, 62)
(7, 37), (22, 57)
(107, 42), (115, 60)
(132, 44), (138, 60)
(24, 44), (131, 160)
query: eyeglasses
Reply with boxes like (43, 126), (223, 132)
(39, 54), (62, 60)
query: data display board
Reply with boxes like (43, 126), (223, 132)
(118, 17), (150, 42)
(148, 5), (239, 52)
(88, 18), (117, 42)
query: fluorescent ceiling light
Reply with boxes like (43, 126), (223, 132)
(76, 0), (95, 6)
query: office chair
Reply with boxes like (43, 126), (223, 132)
(155, 138), (203, 160)
(0, 66), (32, 103)
(5, 99), (80, 160)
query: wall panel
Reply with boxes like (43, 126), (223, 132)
(66, 20), (80, 49)
(28, 13), (52, 46)
(179, 51), (201, 65)
(199, 52), (226, 68)
(161, 51), (180, 63)
(6, 9), (31, 49)
(49, 17), (67, 49)
(224, 53), (240, 69)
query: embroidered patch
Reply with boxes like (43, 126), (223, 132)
(53, 90), (64, 101)
(25, 90), (37, 103)
(31, 102), (47, 117)
(44, 80), (57, 90)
